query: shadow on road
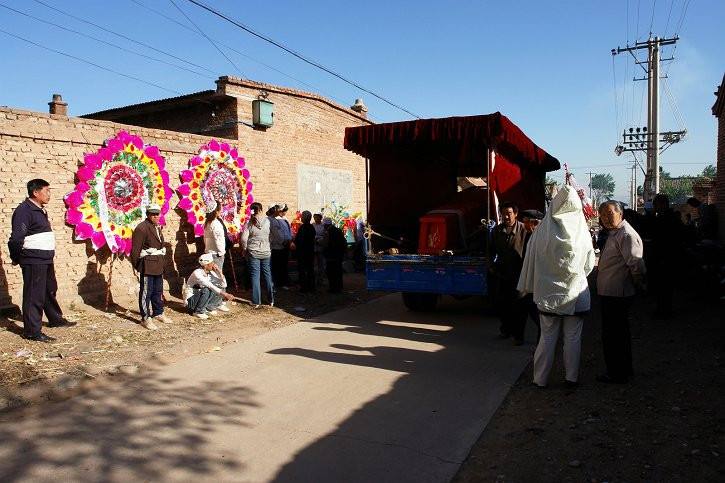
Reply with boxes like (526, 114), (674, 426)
(268, 296), (527, 482)
(0, 370), (259, 482)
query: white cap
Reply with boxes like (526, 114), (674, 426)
(146, 204), (161, 214)
(205, 200), (218, 214)
(198, 253), (214, 266)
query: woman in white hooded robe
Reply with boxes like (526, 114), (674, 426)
(517, 185), (595, 387)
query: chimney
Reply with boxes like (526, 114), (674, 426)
(49, 94), (68, 116)
(350, 98), (368, 118)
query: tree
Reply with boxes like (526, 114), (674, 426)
(545, 176), (559, 187)
(589, 173), (615, 207)
(701, 164), (716, 179)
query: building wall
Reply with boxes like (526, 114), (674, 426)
(717, 109), (725, 243)
(85, 96), (239, 140)
(221, 77), (370, 215)
(0, 100), (368, 310)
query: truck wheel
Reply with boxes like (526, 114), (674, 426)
(402, 292), (439, 312)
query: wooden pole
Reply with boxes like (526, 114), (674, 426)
(104, 253), (116, 312)
(227, 248), (239, 291)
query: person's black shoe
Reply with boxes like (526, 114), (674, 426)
(596, 374), (628, 384)
(512, 338), (525, 346)
(23, 333), (56, 343)
(564, 380), (579, 389)
(48, 318), (77, 328)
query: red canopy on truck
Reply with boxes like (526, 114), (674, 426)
(345, 112), (559, 170)
(344, 112), (560, 214)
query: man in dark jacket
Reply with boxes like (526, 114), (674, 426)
(9, 179), (74, 342)
(489, 201), (528, 344)
(323, 218), (347, 293)
(294, 211), (317, 293)
(130, 204), (171, 330)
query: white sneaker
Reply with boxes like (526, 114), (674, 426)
(155, 314), (173, 324)
(269, 301), (274, 308)
(208, 310), (219, 316)
(217, 305), (231, 312)
(252, 304), (261, 309)
(141, 318), (159, 330)
(194, 312), (209, 320)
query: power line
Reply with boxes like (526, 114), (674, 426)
(663, 0), (675, 36)
(182, 0), (422, 119)
(0, 2), (212, 80)
(31, 0), (207, 72)
(649, 0), (658, 36)
(168, 0), (246, 79)
(0, 28), (181, 95)
(129, 0), (376, 122)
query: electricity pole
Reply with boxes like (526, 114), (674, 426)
(586, 172), (595, 201)
(612, 36), (685, 203)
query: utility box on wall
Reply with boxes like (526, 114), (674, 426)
(252, 99), (274, 128)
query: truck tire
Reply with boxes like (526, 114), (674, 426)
(402, 292), (439, 312)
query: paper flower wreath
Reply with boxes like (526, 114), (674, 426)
(177, 139), (253, 242)
(64, 131), (172, 255)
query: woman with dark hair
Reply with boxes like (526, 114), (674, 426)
(203, 200), (230, 312)
(241, 202), (274, 308)
(270, 203), (292, 289)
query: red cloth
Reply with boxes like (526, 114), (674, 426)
(345, 113), (559, 233)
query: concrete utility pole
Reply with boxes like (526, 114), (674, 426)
(612, 35), (686, 203)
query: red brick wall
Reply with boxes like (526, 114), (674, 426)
(0, 99), (368, 310)
(716, 110), (725, 243)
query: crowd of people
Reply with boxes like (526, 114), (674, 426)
(8, 179), (358, 341)
(491, 185), (708, 387)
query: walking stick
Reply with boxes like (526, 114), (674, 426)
(105, 253), (116, 312)
(227, 248), (240, 291)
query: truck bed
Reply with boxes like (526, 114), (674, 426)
(366, 254), (488, 296)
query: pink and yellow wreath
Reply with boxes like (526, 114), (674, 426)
(64, 131), (172, 255)
(177, 139), (253, 242)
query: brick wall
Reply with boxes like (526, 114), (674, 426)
(0, 98), (368, 310)
(717, 110), (725, 243)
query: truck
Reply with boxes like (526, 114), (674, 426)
(343, 113), (560, 311)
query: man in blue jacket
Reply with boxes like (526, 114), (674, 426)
(9, 179), (74, 342)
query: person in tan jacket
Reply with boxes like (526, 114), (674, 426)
(130, 204), (172, 330)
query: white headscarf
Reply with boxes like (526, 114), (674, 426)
(517, 185), (595, 315)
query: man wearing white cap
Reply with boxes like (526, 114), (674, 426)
(185, 253), (234, 319)
(131, 204), (172, 330)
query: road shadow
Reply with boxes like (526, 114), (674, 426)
(0, 370), (258, 482)
(268, 296), (530, 482)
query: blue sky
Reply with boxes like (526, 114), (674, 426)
(1, 0), (723, 201)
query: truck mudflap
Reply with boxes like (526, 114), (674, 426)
(366, 254), (488, 296)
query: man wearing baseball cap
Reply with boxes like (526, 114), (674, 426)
(130, 204), (171, 330)
(184, 253), (235, 319)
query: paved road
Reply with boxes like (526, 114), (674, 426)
(0, 295), (534, 482)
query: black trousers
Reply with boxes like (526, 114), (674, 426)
(495, 278), (528, 341)
(271, 248), (290, 287)
(21, 263), (63, 337)
(139, 274), (164, 319)
(523, 293), (541, 342)
(297, 255), (315, 293)
(600, 295), (634, 380)
(326, 258), (343, 293)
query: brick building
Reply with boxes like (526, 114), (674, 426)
(0, 76), (371, 310)
(713, 72), (725, 242)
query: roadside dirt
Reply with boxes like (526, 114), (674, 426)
(0, 273), (380, 407)
(455, 288), (725, 482)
